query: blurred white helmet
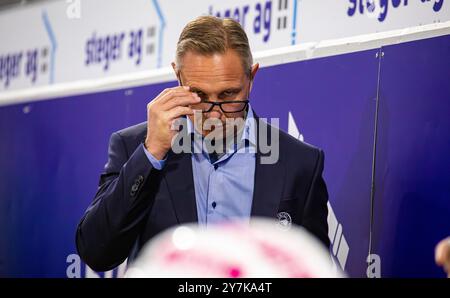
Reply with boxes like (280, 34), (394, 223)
(126, 218), (343, 278)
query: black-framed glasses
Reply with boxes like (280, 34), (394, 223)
(193, 100), (249, 113)
(177, 71), (251, 113)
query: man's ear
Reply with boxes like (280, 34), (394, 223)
(249, 62), (259, 90)
(171, 62), (181, 85)
(171, 62), (177, 73)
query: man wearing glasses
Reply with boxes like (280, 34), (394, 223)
(76, 16), (330, 272)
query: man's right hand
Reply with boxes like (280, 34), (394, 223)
(144, 86), (201, 160)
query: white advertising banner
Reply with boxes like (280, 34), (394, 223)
(0, 0), (448, 92)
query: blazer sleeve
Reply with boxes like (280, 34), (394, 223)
(76, 132), (158, 272)
(301, 149), (330, 249)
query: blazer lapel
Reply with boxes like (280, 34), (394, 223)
(162, 147), (198, 225)
(251, 114), (286, 218)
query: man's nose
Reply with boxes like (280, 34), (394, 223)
(208, 102), (222, 119)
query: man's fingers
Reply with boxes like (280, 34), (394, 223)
(166, 106), (194, 120)
(152, 86), (191, 105)
(162, 93), (201, 110)
(159, 86), (191, 103)
(148, 92), (197, 114)
(161, 90), (198, 103)
(162, 85), (190, 95)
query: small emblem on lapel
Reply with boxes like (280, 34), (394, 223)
(277, 211), (292, 231)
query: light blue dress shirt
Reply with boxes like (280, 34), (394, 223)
(143, 105), (257, 227)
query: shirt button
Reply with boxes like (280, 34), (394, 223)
(212, 202), (217, 209)
(214, 164), (218, 170)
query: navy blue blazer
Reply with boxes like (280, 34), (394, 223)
(76, 115), (330, 272)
